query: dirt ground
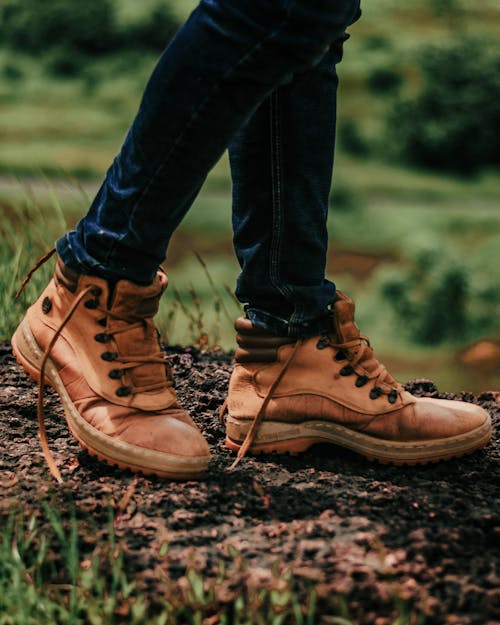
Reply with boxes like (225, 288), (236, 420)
(0, 341), (499, 624)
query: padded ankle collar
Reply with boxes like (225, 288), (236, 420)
(54, 258), (80, 293)
(234, 317), (294, 363)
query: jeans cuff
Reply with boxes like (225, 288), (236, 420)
(245, 306), (333, 339)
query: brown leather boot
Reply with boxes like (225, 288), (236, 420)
(11, 257), (210, 481)
(225, 292), (492, 465)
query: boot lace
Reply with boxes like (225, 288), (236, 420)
(89, 297), (171, 396)
(324, 333), (402, 400)
(229, 341), (300, 470)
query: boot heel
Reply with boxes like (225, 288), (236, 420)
(11, 318), (45, 385)
(225, 434), (317, 455)
(225, 416), (322, 455)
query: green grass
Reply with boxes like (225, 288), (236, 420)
(0, 49), (153, 177)
(0, 507), (424, 625)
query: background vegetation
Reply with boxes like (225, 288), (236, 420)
(0, 0), (499, 391)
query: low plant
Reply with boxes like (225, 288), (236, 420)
(0, 190), (60, 342)
(0, 507), (425, 625)
(0, 507), (159, 625)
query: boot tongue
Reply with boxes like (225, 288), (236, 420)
(55, 258), (80, 293)
(110, 270), (167, 320)
(331, 292), (361, 343)
(108, 271), (169, 392)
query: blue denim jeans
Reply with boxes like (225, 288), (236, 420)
(57, 0), (361, 338)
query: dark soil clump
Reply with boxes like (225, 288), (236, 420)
(0, 341), (498, 624)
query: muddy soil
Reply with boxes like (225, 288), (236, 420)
(0, 341), (498, 624)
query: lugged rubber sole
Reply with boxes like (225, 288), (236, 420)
(225, 412), (492, 465)
(11, 318), (210, 480)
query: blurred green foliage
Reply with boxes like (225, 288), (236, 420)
(377, 236), (500, 344)
(1, 0), (117, 54)
(0, 0), (179, 76)
(338, 120), (371, 157)
(366, 67), (402, 95)
(388, 36), (500, 174)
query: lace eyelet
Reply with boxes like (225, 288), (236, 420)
(109, 369), (124, 380)
(316, 336), (330, 350)
(334, 350), (347, 362)
(355, 374), (369, 387)
(116, 386), (132, 397)
(41, 296), (52, 314)
(340, 364), (354, 376)
(94, 333), (112, 343)
(388, 389), (398, 404)
(84, 299), (98, 309)
(101, 351), (118, 362)
(90, 286), (102, 297)
(369, 386), (383, 400)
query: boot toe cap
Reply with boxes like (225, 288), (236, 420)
(413, 397), (490, 438)
(72, 400), (210, 476)
(119, 412), (210, 459)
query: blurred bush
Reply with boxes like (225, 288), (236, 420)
(0, 0), (179, 75)
(388, 36), (500, 174)
(427, 0), (464, 19)
(2, 61), (24, 81)
(118, 2), (180, 52)
(329, 182), (361, 213)
(0, 0), (118, 54)
(338, 119), (370, 157)
(366, 66), (402, 94)
(377, 236), (500, 344)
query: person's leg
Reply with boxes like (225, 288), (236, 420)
(57, 0), (361, 285)
(223, 9), (492, 466)
(229, 40), (348, 338)
(13, 0), (363, 481)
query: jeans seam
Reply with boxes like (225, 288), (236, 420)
(269, 90), (293, 309)
(105, 9), (294, 265)
(269, 90), (306, 336)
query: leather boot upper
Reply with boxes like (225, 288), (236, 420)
(25, 259), (209, 459)
(227, 292), (489, 442)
